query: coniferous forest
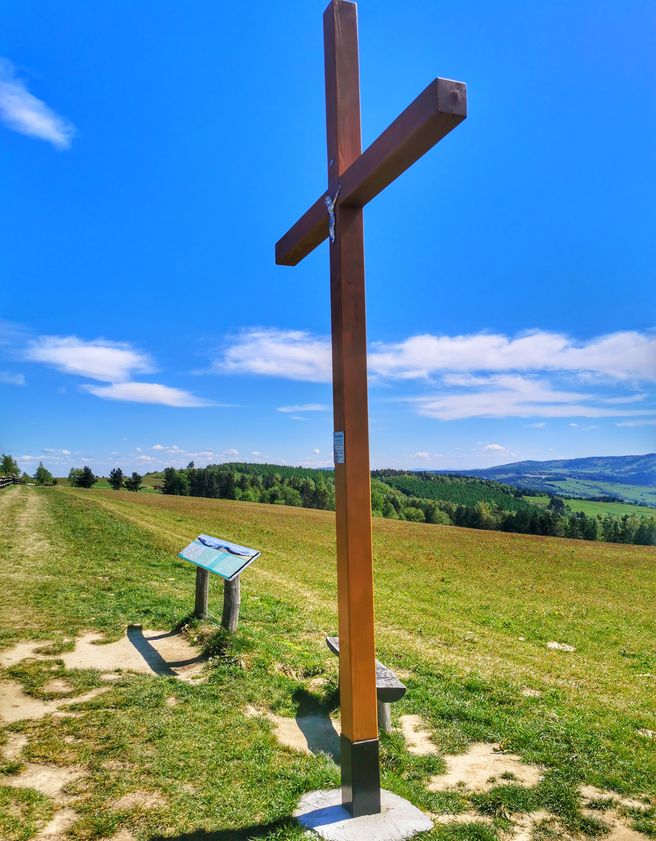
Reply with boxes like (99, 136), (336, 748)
(153, 463), (656, 546)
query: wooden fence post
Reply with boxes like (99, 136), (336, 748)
(221, 576), (241, 632)
(194, 567), (210, 619)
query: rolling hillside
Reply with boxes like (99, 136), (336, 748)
(459, 453), (656, 505)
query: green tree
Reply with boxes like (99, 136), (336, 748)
(108, 468), (124, 490)
(547, 496), (567, 515)
(76, 466), (97, 488)
(68, 467), (83, 486)
(33, 462), (53, 485)
(124, 472), (143, 492)
(20, 472), (30, 484)
(403, 506), (425, 522)
(1, 454), (19, 476)
(161, 467), (189, 495)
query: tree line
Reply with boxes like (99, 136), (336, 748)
(157, 463), (656, 546)
(68, 466), (144, 492)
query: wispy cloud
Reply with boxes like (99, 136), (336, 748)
(216, 328), (332, 382)
(0, 370), (25, 386)
(81, 382), (212, 407)
(277, 403), (329, 413)
(26, 336), (153, 382)
(410, 374), (655, 421)
(614, 419), (656, 428)
(0, 59), (74, 148)
(484, 443), (506, 452)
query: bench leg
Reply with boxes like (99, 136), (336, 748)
(377, 700), (392, 734)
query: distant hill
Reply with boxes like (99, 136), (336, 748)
(456, 453), (656, 505)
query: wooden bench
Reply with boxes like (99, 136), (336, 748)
(326, 636), (406, 733)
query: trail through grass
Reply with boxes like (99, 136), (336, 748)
(1, 485), (654, 840)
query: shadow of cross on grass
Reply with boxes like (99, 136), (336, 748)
(291, 687), (341, 762)
(126, 626), (203, 676)
(149, 818), (298, 840)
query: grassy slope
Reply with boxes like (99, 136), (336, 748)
(529, 494), (655, 519)
(1, 485), (655, 840)
(541, 479), (656, 507)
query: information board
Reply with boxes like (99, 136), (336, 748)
(178, 534), (260, 581)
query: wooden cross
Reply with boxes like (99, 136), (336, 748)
(276, 0), (466, 817)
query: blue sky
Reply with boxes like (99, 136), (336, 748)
(1, 0), (655, 476)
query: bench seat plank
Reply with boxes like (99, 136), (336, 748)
(326, 636), (406, 703)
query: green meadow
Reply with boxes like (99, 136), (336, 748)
(538, 479), (656, 507)
(529, 494), (655, 519)
(1, 484), (655, 840)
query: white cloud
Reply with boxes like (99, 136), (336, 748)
(525, 422), (547, 429)
(251, 450), (263, 457)
(0, 59), (74, 148)
(484, 443), (506, 452)
(614, 419), (656, 428)
(43, 448), (71, 456)
(216, 327), (656, 385)
(312, 448), (321, 455)
(216, 328), (332, 382)
(410, 374), (656, 422)
(26, 336), (153, 382)
(0, 370), (25, 385)
(413, 451), (431, 459)
(370, 329), (656, 381)
(277, 403), (329, 413)
(81, 382), (211, 407)
(223, 448), (239, 457)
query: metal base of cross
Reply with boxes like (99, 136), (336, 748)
(340, 736), (381, 816)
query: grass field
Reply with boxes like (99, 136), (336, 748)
(54, 479), (159, 493)
(528, 495), (655, 519)
(1, 485), (655, 840)
(536, 480), (656, 507)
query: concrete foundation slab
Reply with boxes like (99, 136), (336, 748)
(295, 789), (432, 840)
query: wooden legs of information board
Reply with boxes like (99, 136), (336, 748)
(221, 576), (240, 632)
(193, 569), (240, 632)
(194, 568), (209, 620)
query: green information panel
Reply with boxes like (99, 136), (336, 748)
(179, 535), (260, 581)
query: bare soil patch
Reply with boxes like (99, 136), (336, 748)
(112, 790), (166, 811)
(35, 807), (77, 839)
(428, 742), (542, 792)
(0, 640), (52, 669)
(58, 627), (204, 679)
(245, 705), (340, 760)
(0, 762), (82, 799)
(399, 714), (437, 755)
(0, 680), (107, 723)
(2, 731), (28, 760)
(580, 784), (650, 812)
(42, 678), (74, 695)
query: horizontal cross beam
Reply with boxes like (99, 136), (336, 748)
(275, 76), (467, 266)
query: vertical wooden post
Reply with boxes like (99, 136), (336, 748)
(194, 567), (210, 619)
(221, 576), (241, 632)
(324, 0), (380, 817)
